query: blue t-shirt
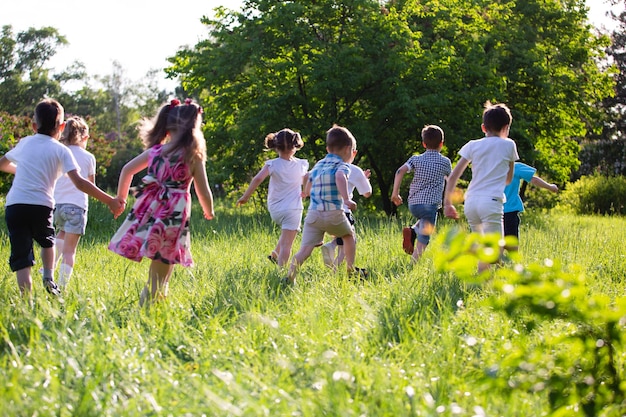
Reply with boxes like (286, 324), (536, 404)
(503, 162), (536, 213)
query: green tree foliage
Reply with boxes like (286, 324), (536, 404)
(0, 25), (72, 115)
(167, 0), (613, 213)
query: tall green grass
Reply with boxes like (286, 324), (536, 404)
(0, 200), (624, 416)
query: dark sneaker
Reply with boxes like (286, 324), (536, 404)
(402, 227), (416, 255)
(268, 255), (277, 264)
(43, 278), (61, 296)
(350, 267), (369, 280)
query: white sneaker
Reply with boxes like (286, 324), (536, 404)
(321, 244), (334, 268)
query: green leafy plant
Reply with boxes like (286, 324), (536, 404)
(559, 175), (626, 215)
(435, 228), (626, 416)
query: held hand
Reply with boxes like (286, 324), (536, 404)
(444, 204), (459, 220)
(109, 197), (126, 219)
(346, 199), (357, 211)
(391, 194), (403, 206)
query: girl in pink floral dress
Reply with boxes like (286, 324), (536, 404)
(109, 99), (214, 306)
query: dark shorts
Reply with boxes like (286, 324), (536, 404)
(503, 211), (520, 238)
(5, 204), (55, 272)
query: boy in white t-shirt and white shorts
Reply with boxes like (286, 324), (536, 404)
(443, 101), (519, 271)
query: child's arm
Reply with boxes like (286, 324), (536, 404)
(443, 157), (470, 219)
(335, 171), (356, 211)
(505, 161), (514, 185)
(303, 176), (312, 198)
(66, 170), (124, 218)
(191, 159), (215, 220)
(530, 175), (558, 193)
(236, 165), (270, 206)
(0, 156), (16, 174)
(391, 165), (409, 206)
(117, 150), (150, 202)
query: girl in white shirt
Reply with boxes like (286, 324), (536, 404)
(53, 116), (97, 288)
(237, 129), (309, 267)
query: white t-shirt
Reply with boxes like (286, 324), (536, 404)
(344, 163), (372, 212)
(266, 157), (309, 212)
(5, 133), (78, 208)
(459, 136), (518, 200)
(54, 145), (97, 210)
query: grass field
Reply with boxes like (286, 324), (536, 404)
(0, 199), (624, 416)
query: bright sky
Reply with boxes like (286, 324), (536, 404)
(1, 0), (243, 91)
(0, 0), (618, 92)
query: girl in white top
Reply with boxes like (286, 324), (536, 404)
(237, 129), (309, 267)
(53, 116), (97, 288)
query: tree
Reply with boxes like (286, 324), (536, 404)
(0, 25), (71, 115)
(168, 0), (613, 213)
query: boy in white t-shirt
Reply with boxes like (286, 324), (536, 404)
(0, 99), (124, 298)
(443, 101), (518, 270)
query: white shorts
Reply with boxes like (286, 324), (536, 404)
(270, 209), (303, 231)
(463, 196), (503, 236)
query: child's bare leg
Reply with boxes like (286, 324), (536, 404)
(411, 242), (427, 263)
(277, 229), (298, 267)
(58, 233), (81, 287)
(141, 260), (174, 306)
(16, 267), (33, 296)
(287, 245), (315, 283)
(340, 234), (356, 272)
(41, 246), (55, 271)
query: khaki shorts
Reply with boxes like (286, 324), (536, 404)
(300, 210), (353, 247)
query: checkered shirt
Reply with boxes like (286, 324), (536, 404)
(308, 153), (351, 211)
(406, 150), (452, 207)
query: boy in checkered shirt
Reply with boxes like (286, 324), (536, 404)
(287, 125), (366, 284)
(391, 125), (452, 263)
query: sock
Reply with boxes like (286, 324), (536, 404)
(58, 263), (73, 287)
(55, 238), (64, 263)
(42, 268), (54, 281)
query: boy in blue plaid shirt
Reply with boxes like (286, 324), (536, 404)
(391, 125), (452, 263)
(287, 125), (365, 284)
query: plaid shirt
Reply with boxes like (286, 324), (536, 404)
(308, 153), (351, 211)
(406, 150), (452, 207)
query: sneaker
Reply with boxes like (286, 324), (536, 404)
(268, 255), (277, 264)
(402, 227), (416, 255)
(320, 244), (334, 268)
(43, 278), (61, 296)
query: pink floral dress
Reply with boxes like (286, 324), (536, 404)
(108, 145), (194, 266)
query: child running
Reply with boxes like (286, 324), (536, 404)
(236, 129), (309, 267)
(444, 101), (519, 271)
(108, 99), (215, 306)
(0, 98), (123, 297)
(391, 125), (452, 263)
(287, 125), (365, 284)
(320, 155), (372, 270)
(52, 116), (97, 289)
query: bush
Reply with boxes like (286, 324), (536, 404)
(558, 175), (626, 215)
